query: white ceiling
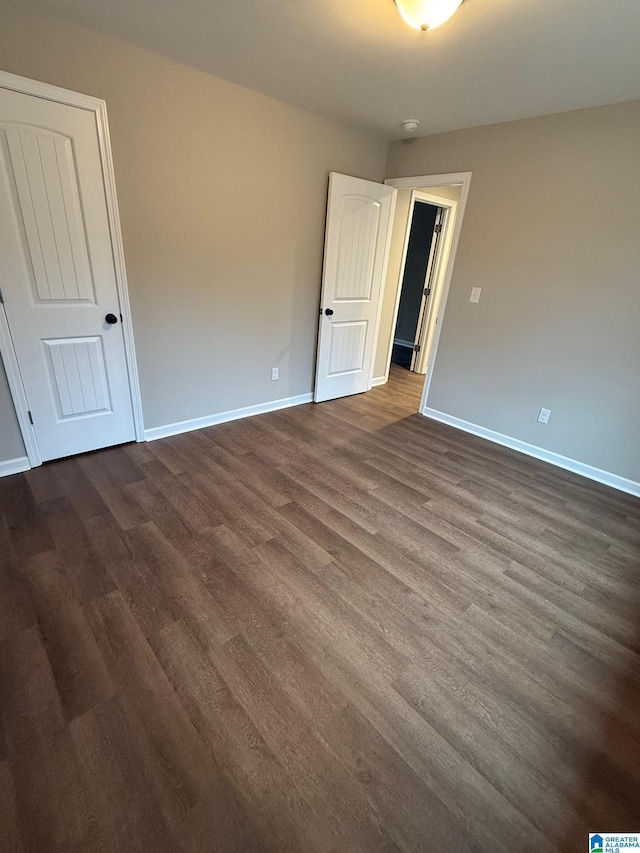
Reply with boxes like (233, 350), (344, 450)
(25, 0), (640, 139)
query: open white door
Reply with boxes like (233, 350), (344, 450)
(314, 173), (396, 403)
(0, 85), (136, 462)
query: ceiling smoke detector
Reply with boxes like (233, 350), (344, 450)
(402, 119), (420, 133)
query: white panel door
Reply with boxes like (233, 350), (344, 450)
(0, 86), (135, 462)
(314, 173), (396, 403)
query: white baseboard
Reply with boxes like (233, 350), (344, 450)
(0, 456), (30, 477)
(371, 376), (388, 387)
(393, 338), (414, 349)
(422, 407), (640, 498)
(145, 392), (313, 442)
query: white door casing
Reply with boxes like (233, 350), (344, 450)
(314, 173), (396, 403)
(0, 82), (138, 463)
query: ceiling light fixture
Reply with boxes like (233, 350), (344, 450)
(394, 0), (464, 31)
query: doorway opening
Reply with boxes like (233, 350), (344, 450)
(374, 174), (471, 416)
(391, 197), (443, 373)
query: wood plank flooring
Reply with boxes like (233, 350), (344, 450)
(1, 365), (639, 852)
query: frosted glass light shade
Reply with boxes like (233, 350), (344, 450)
(395, 0), (464, 30)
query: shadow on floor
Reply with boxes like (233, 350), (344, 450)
(390, 343), (413, 370)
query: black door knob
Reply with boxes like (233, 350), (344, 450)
(105, 313), (118, 325)
(324, 308), (334, 316)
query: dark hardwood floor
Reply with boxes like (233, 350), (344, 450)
(1, 366), (639, 852)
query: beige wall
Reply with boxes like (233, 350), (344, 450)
(387, 101), (640, 482)
(0, 2), (387, 454)
(373, 184), (461, 382)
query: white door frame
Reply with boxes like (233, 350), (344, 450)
(384, 172), (472, 416)
(0, 70), (145, 469)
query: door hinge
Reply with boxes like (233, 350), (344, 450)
(28, 410), (34, 425)
(0, 286), (4, 304)
(434, 223), (442, 234)
(413, 344), (421, 353)
(424, 287), (431, 297)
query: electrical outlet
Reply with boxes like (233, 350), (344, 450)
(470, 287), (482, 303)
(537, 407), (551, 424)
(271, 367), (279, 381)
